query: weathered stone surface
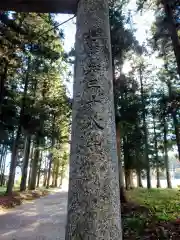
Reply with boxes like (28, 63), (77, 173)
(0, 0), (77, 13)
(65, 0), (122, 239)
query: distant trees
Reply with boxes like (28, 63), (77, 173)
(110, 0), (180, 191)
(0, 12), (70, 195)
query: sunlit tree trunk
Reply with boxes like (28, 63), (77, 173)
(46, 115), (55, 189)
(20, 135), (31, 191)
(65, 0), (122, 239)
(6, 128), (21, 194)
(0, 146), (7, 186)
(125, 169), (134, 190)
(36, 151), (42, 188)
(54, 161), (59, 188)
(28, 144), (34, 189)
(29, 139), (40, 190)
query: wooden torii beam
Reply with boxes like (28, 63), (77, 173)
(0, 0), (77, 13)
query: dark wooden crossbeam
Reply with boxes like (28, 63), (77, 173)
(0, 0), (77, 13)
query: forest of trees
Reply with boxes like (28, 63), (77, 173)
(0, 12), (71, 195)
(112, 0), (180, 192)
(0, 0), (179, 198)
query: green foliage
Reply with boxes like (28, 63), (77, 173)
(0, 12), (71, 193)
(127, 188), (180, 221)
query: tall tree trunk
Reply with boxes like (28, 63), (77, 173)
(116, 123), (127, 203)
(6, 127), (21, 195)
(20, 135), (31, 191)
(152, 112), (161, 188)
(65, 1), (122, 239)
(43, 157), (47, 187)
(167, 83), (180, 161)
(139, 66), (151, 189)
(172, 113), (180, 161)
(125, 169), (134, 190)
(46, 115), (55, 189)
(116, 123), (124, 188)
(36, 151), (42, 188)
(0, 145), (5, 171)
(59, 173), (63, 188)
(29, 139), (40, 190)
(136, 168), (143, 188)
(28, 144), (34, 189)
(163, 0), (180, 77)
(51, 170), (56, 187)
(0, 147), (7, 186)
(156, 167), (161, 188)
(163, 116), (172, 188)
(46, 156), (52, 189)
(55, 161), (59, 188)
(28, 162), (32, 189)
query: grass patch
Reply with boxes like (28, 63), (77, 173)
(126, 188), (180, 221)
(0, 187), (6, 196)
(122, 188), (180, 239)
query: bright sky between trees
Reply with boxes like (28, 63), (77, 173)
(55, 0), (157, 97)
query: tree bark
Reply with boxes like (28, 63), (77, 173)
(46, 157), (52, 188)
(54, 161), (59, 188)
(0, 147), (7, 186)
(29, 140), (40, 190)
(163, 0), (180, 77)
(116, 123), (127, 202)
(116, 123), (124, 188)
(36, 151), (42, 188)
(139, 66), (151, 189)
(163, 116), (172, 188)
(65, 0), (122, 239)
(152, 112), (161, 188)
(6, 127), (21, 195)
(28, 144), (34, 189)
(125, 169), (134, 190)
(46, 115), (55, 189)
(156, 167), (161, 188)
(167, 83), (180, 161)
(0, 145), (5, 171)
(136, 168), (143, 188)
(172, 113), (180, 161)
(20, 135), (31, 191)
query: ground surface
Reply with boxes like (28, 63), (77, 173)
(0, 189), (67, 240)
(0, 187), (180, 240)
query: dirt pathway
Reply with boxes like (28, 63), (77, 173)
(0, 190), (68, 240)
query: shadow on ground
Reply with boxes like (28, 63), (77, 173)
(0, 190), (68, 240)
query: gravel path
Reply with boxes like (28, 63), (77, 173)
(0, 190), (68, 240)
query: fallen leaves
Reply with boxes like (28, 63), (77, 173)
(0, 189), (49, 210)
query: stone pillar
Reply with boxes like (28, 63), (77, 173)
(65, 0), (122, 239)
